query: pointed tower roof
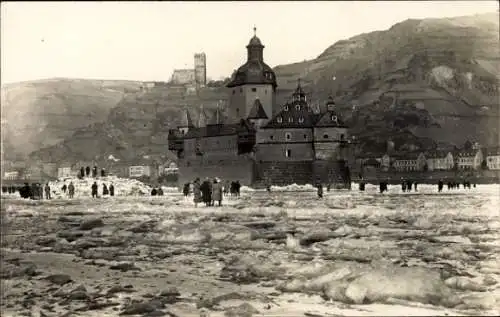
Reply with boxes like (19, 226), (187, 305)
(207, 107), (224, 125)
(247, 97), (268, 119)
(198, 105), (208, 128)
(179, 108), (194, 128)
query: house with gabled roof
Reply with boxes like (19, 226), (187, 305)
(392, 151), (427, 172)
(426, 150), (454, 171)
(484, 147), (500, 170)
(455, 148), (483, 170)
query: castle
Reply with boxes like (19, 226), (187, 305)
(168, 29), (352, 186)
(170, 53), (207, 87)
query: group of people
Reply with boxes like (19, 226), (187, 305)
(12, 182), (74, 200)
(151, 186), (164, 196)
(78, 166), (107, 179)
(437, 179), (475, 192)
(90, 181), (115, 198)
(182, 178), (242, 207)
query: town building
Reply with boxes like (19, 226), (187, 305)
(426, 150), (454, 171)
(455, 148), (483, 170)
(485, 147), (500, 170)
(129, 165), (151, 178)
(392, 152), (427, 171)
(168, 28), (352, 186)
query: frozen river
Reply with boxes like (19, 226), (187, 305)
(1, 183), (499, 316)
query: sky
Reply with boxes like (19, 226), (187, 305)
(1, 1), (498, 85)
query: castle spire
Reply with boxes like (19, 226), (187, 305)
(253, 25), (257, 36)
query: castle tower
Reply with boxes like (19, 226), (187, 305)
(226, 26), (277, 123)
(247, 97), (269, 129)
(194, 53), (207, 87)
(197, 105), (208, 128)
(178, 108), (194, 135)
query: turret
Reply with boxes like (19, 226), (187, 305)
(178, 108), (194, 135)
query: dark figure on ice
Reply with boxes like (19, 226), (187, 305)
(80, 167), (85, 178)
(379, 181), (388, 193)
(109, 183), (114, 196)
(200, 178), (212, 206)
(193, 178), (202, 207)
(157, 186), (163, 196)
(30, 183), (37, 200)
(438, 179), (444, 192)
(1, 186), (6, 194)
(230, 181), (237, 197)
(414, 182), (418, 192)
(212, 178), (223, 206)
(183, 183), (190, 197)
(68, 182), (75, 198)
(101, 168), (106, 177)
(102, 184), (109, 196)
(473, 183), (476, 188)
(91, 182), (98, 198)
(401, 179), (407, 192)
(92, 166), (98, 178)
(20, 183), (31, 199)
(85, 166), (91, 177)
(235, 180), (241, 198)
(447, 181), (452, 190)
(317, 183), (323, 198)
(151, 188), (157, 196)
(407, 180), (413, 192)
(44, 183), (51, 200)
(224, 181), (230, 196)
(359, 178), (365, 191)
(62, 184), (67, 194)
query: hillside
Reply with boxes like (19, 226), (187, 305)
(1, 78), (144, 160)
(22, 12), (500, 164)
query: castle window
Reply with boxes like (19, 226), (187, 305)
(331, 115), (338, 122)
(284, 105), (289, 111)
(144, 124), (147, 127)
(252, 88), (257, 92)
(303, 134), (307, 139)
(277, 117), (282, 123)
(295, 104), (301, 111)
(323, 134), (329, 139)
(286, 149), (291, 157)
(285, 132), (291, 140)
(340, 134), (345, 141)
(298, 117), (304, 123)
(270, 135), (274, 140)
(288, 117), (293, 123)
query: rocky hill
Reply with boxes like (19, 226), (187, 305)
(1, 78), (143, 160)
(16, 12), (500, 164)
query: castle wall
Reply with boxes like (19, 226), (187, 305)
(177, 156), (254, 185)
(254, 161), (314, 185)
(313, 127), (348, 142)
(171, 69), (195, 85)
(184, 134), (239, 158)
(257, 128), (313, 143)
(256, 143), (314, 161)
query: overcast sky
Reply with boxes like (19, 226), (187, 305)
(1, 1), (498, 84)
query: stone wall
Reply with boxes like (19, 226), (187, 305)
(177, 156), (254, 185)
(254, 161), (314, 185)
(256, 143), (314, 161)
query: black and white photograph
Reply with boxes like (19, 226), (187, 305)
(1, 1), (499, 316)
